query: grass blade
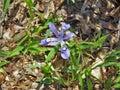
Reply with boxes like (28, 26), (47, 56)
(2, 0), (10, 18)
(7, 46), (24, 58)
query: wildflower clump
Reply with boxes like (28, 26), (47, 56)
(40, 22), (74, 59)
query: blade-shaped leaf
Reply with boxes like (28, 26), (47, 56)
(0, 61), (8, 67)
(2, 0), (10, 18)
(113, 83), (120, 88)
(7, 46), (24, 58)
(93, 62), (120, 69)
(86, 77), (93, 90)
(0, 50), (7, 56)
(45, 46), (59, 62)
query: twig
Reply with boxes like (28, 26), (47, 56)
(80, 0), (88, 13)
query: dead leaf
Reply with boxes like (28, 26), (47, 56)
(99, 20), (118, 30)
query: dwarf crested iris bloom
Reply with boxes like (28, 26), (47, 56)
(40, 22), (74, 59)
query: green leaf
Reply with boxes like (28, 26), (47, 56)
(94, 62), (120, 69)
(41, 64), (52, 74)
(7, 46), (24, 58)
(114, 76), (120, 83)
(23, 0), (34, 19)
(41, 77), (52, 84)
(27, 47), (39, 55)
(37, 47), (52, 52)
(105, 77), (112, 90)
(70, 50), (79, 69)
(113, 83), (120, 88)
(34, 25), (48, 35)
(78, 74), (84, 90)
(45, 30), (51, 38)
(71, 0), (75, 3)
(0, 61), (8, 67)
(23, 0), (34, 7)
(0, 50), (7, 56)
(105, 50), (120, 61)
(0, 68), (4, 73)
(2, 0), (10, 18)
(27, 40), (39, 47)
(17, 35), (28, 46)
(86, 77), (93, 90)
(96, 35), (108, 48)
(38, 13), (46, 23)
(45, 46), (59, 62)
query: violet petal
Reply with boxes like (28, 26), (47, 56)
(49, 22), (59, 37)
(61, 22), (70, 30)
(63, 32), (75, 40)
(40, 38), (59, 46)
(40, 39), (48, 46)
(61, 45), (70, 59)
(59, 30), (64, 41)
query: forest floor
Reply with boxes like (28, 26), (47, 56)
(0, 0), (120, 90)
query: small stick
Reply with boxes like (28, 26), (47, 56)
(80, 0), (88, 13)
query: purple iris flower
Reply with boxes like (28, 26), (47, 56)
(40, 22), (74, 59)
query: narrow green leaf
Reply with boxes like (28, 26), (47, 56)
(96, 35), (108, 48)
(93, 62), (120, 69)
(105, 50), (120, 61)
(78, 74), (84, 90)
(105, 77), (112, 90)
(23, 0), (34, 7)
(27, 40), (39, 47)
(0, 61), (8, 67)
(113, 83), (120, 88)
(41, 64), (52, 74)
(17, 35), (28, 46)
(0, 50), (7, 56)
(2, 0), (10, 18)
(41, 77), (52, 84)
(8, 46), (24, 58)
(37, 47), (52, 52)
(45, 46), (59, 62)
(34, 25), (48, 35)
(114, 76), (120, 83)
(86, 77), (93, 90)
(27, 47), (39, 55)
(71, 0), (75, 3)
(23, 0), (34, 19)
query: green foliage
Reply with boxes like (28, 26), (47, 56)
(0, 61), (8, 73)
(40, 77), (53, 84)
(7, 46), (24, 58)
(113, 83), (120, 88)
(114, 76), (120, 83)
(94, 62), (120, 68)
(78, 74), (84, 90)
(0, 50), (7, 56)
(23, 0), (34, 19)
(86, 77), (93, 90)
(79, 34), (108, 49)
(23, 40), (39, 55)
(41, 63), (52, 74)
(45, 45), (59, 62)
(105, 77), (112, 90)
(2, 0), (10, 18)
(0, 61), (8, 67)
(114, 70), (120, 88)
(67, 0), (76, 3)
(105, 50), (120, 61)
